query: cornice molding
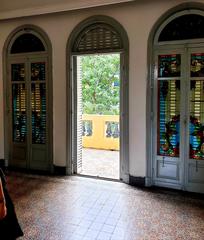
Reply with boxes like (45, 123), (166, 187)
(0, 0), (134, 20)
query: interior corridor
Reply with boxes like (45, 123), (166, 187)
(5, 172), (204, 240)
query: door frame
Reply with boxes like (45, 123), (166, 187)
(66, 16), (129, 183)
(3, 25), (53, 171)
(147, 5), (204, 191)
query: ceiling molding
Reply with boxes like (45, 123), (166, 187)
(0, 0), (134, 20)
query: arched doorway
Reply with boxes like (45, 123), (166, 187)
(150, 9), (204, 193)
(4, 26), (52, 171)
(67, 16), (129, 182)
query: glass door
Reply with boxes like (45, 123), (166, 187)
(186, 49), (204, 193)
(153, 51), (183, 190)
(29, 59), (48, 170)
(10, 61), (27, 167)
(9, 57), (49, 170)
(154, 48), (204, 193)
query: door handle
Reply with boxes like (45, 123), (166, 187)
(162, 156), (165, 167)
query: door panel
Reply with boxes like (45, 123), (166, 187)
(186, 50), (204, 192)
(157, 161), (179, 180)
(9, 58), (49, 171)
(154, 52), (182, 188)
(29, 59), (48, 170)
(10, 63), (27, 167)
(154, 49), (204, 193)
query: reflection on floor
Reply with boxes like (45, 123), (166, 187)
(81, 148), (119, 179)
(6, 172), (204, 240)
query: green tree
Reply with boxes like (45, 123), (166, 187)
(81, 54), (120, 115)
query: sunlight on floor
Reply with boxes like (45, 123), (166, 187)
(81, 148), (119, 179)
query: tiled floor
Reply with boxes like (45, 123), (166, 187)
(81, 148), (119, 179)
(5, 172), (204, 240)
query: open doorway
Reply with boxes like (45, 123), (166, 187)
(67, 16), (129, 183)
(77, 54), (120, 179)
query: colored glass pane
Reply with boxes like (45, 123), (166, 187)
(191, 53), (204, 77)
(157, 80), (180, 157)
(12, 84), (26, 142)
(31, 62), (46, 81)
(190, 80), (204, 160)
(12, 64), (25, 81)
(31, 83), (46, 144)
(158, 54), (181, 78)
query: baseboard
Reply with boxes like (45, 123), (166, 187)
(0, 159), (6, 172)
(145, 177), (152, 187)
(129, 175), (145, 187)
(53, 165), (66, 175)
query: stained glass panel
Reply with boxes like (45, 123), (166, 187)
(190, 80), (204, 160)
(12, 84), (26, 142)
(31, 83), (46, 144)
(191, 54), (204, 77)
(12, 64), (25, 81)
(158, 54), (181, 78)
(157, 80), (180, 157)
(31, 62), (46, 81)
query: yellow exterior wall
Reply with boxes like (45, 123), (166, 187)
(82, 114), (119, 150)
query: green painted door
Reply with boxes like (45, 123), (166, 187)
(9, 57), (49, 171)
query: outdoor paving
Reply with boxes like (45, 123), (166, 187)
(81, 148), (119, 179)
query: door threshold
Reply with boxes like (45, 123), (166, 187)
(75, 173), (121, 183)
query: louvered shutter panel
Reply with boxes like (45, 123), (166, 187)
(76, 57), (83, 173)
(31, 62), (46, 144)
(73, 23), (122, 53)
(12, 83), (27, 143)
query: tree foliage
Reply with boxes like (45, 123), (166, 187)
(81, 54), (120, 115)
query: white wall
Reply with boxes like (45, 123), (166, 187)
(0, 0), (203, 176)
